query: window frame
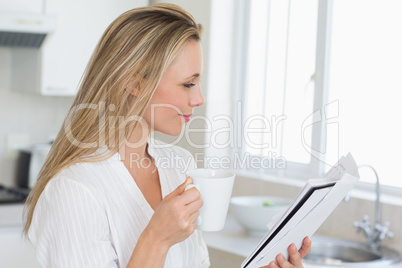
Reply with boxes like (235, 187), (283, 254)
(233, 0), (402, 196)
(234, 0), (334, 179)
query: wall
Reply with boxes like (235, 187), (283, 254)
(0, 0), (149, 187)
(0, 47), (74, 187)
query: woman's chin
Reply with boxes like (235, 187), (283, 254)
(158, 124), (185, 137)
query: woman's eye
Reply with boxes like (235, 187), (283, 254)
(184, 83), (196, 88)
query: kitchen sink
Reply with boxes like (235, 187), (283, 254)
(304, 236), (402, 267)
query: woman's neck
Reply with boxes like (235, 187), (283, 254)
(119, 120), (152, 162)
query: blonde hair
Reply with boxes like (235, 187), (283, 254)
(23, 3), (203, 235)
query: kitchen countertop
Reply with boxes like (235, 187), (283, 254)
(2, 204), (401, 267)
(203, 214), (402, 268)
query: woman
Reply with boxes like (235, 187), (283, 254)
(24, 4), (310, 268)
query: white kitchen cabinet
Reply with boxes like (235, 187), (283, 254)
(0, 204), (41, 268)
(10, 0), (148, 96)
(0, 226), (41, 268)
(0, 0), (42, 13)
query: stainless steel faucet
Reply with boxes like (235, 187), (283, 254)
(353, 164), (395, 251)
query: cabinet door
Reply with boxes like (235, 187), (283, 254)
(41, 0), (148, 95)
(0, 226), (41, 268)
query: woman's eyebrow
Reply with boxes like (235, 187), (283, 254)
(184, 73), (200, 80)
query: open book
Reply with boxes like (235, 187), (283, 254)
(242, 153), (360, 268)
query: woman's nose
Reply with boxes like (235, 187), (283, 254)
(190, 86), (205, 107)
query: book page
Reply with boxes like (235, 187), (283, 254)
(242, 153), (359, 268)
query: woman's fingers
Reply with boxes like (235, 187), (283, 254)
(164, 177), (192, 201)
(298, 237), (311, 258)
(276, 253), (295, 268)
(147, 177), (204, 247)
(264, 237), (311, 268)
(189, 209), (200, 223)
(186, 196), (203, 213)
(179, 185), (201, 205)
(288, 243), (302, 266)
(268, 261), (279, 268)
(267, 237), (312, 268)
(287, 237), (311, 267)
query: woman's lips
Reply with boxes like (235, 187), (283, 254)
(179, 114), (192, 122)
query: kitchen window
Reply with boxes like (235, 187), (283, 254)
(237, 0), (402, 189)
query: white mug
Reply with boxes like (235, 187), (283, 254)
(185, 168), (235, 232)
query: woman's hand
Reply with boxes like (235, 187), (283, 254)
(128, 177), (202, 267)
(264, 236), (311, 268)
(143, 177), (203, 249)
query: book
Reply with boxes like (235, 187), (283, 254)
(242, 153), (360, 268)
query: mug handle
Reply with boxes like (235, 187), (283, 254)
(184, 184), (202, 226)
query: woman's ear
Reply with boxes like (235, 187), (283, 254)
(125, 75), (141, 97)
(130, 83), (141, 96)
